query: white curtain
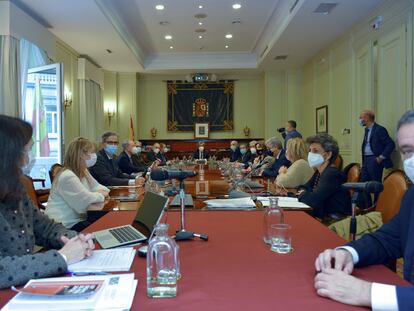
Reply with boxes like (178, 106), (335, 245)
(0, 35), (21, 117)
(79, 79), (104, 142)
(20, 38), (49, 117)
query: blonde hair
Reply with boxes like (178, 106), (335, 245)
(63, 137), (95, 179)
(286, 138), (307, 162)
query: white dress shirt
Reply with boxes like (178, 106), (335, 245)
(339, 246), (399, 311)
(46, 169), (109, 228)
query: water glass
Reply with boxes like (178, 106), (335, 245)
(270, 224), (292, 253)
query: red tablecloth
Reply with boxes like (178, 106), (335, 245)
(0, 210), (409, 310)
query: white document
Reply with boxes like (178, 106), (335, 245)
(2, 274), (137, 311)
(256, 196), (310, 209)
(204, 197), (256, 208)
(68, 248), (136, 273)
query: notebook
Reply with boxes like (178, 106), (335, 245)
(94, 191), (168, 249)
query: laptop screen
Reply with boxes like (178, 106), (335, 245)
(133, 191), (169, 237)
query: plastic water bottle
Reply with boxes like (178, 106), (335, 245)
(263, 197), (284, 244)
(147, 223), (179, 298)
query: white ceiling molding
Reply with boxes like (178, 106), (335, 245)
(94, 0), (145, 70)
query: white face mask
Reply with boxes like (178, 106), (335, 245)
(22, 150), (36, 175)
(85, 153), (97, 168)
(308, 152), (325, 168)
(199, 146), (204, 152)
(403, 154), (414, 183)
(230, 145), (237, 151)
(250, 148), (257, 154)
(154, 148), (160, 154)
(164, 148), (169, 153)
(131, 147), (139, 155)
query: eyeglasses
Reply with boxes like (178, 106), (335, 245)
(106, 141), (119, 145)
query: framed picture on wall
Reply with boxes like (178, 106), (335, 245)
(316, 106), (328, 133)
(194, 123), (209, 138)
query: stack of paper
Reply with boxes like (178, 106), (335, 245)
(204, 197), (256, 209)
(256, 196), (311, 209)
(68, 247), (136, 273)
(3, 273), (137, 311)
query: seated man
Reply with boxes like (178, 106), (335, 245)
(230, 140), (241, 162)
(237, 142), (255, 168)
(89, 132), (141, 186)
(131, 141), (150, 167)
(297, 133), (351, 219)
(249, 140), (258, 156)
(147, 142), (167, 165)
(314, 110), (414, 310)
(118, 140), (147, 175)
(262, 137), (290, 177)
(193, 141), (210, 160)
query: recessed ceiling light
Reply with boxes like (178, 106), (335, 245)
(169, 46), (174, 49)
(198, 35), (203, 39)
(232, 3), (242, 9)
(165, 35), (172, 40)
(198, 5), (203, 9)
(225, 45), (229, 49)
(155, 4), (165, 10)
(225, 34), (233, 39)
(198, 21), (203, 26)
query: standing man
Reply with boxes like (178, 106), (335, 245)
(280, 120), (302, 148)
(359, 110), (395, 183)
(313, 110), (414, 310)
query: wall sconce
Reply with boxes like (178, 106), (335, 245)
(150, 127), (157, 138)
(64, 91), (72, 110)
(243, 126), (250, 137)
(104, 102), (116, 126)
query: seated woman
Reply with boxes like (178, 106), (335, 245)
(298, 134), (351, 220)
(275, 138), (314, 189)
(0, 115), (93, 289)
(46, 138), (109, 232)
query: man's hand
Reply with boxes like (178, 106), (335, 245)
(315, 249), (354, 274)
(135, 176), (146, 186)
(314, 268), (372, 307)
(376, 157), (383, 164)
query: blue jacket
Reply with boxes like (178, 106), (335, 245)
(282, 130), (302, 148)
(117, 151), (147, 175)
(230, 148), (241, 162)
(348, 186), (414, 311)
(147, 150), (167, 166)
(361, 123), (395, 168)
(262, 149), (290, 177)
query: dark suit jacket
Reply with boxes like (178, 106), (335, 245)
(230, 148), (241, 162)
(89, 149), (132, 186)
(348, 186), (414, 311)
(193, 150), (210, 160)
(117, 151), (147, 175)
(147, 150), (167, 166)
(361, 123), (395, 168)
(298, 166), (351, 218)
(262, 149), (290, 177)
(239, 151), (255, 167)
(282, 130), (302, 148)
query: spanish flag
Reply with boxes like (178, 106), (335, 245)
(129, 114), (135, 141)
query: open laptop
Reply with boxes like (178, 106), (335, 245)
(94, 191), (169, 249)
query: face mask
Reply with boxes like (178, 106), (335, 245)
(230, 145), (237, 151)
(22, 150), (35, 175)
(154, 148), (160, 154)
(250, 148), (257, 154)
(266, 149), (273, 156)
(240, 148), (247, 155)
(199, 146), (204, 152)
(132, 147), (139, 155)
(403, 154), (414, 183)
(164, 148), (169, 153)
(359, 119), (366, 127)
(257, 149), (263, 155)
(308, 152), (325, 168)
(136, 146), (142, 154)
(85, 153), (97, 168)
(105, 145), (118, 155)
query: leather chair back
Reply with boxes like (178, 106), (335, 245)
(49, 163), (63, 184)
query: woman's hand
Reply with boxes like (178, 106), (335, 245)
(59, 234), (94, 265)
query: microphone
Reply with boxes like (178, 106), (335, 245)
(342, 181), (384, 193)
(277, 127), (285, 133)
(150, 169), (197, 181)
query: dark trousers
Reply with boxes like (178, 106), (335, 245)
(360, 155), (384, 206)
(70, 220), (92, 232)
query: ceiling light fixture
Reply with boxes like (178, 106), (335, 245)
(225, 45), (229, 49)
(232, 3), (242, 9)
(169, 46), (174, 49)
(165, 35), (172, 40)
(198, 35), (203, 39)
(225, 34), (233, 39)
(198, 5), (203, 9)
(155, 4), (165, 10)
(198, 22), (203, 26)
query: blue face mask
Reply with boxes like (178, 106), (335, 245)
(240, 148), (247, 155)
(266, 149), (273, 156)
(105, 145), (118, 155)
(359, 119), (366, 127)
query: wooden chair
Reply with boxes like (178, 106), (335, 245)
(333, 154), (343, 171)
(343, 163), (361, 183)
(49, 163), (63, 184)
(21, 175), (49, 209)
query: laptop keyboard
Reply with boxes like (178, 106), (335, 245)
(109, 226), (145, 244)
